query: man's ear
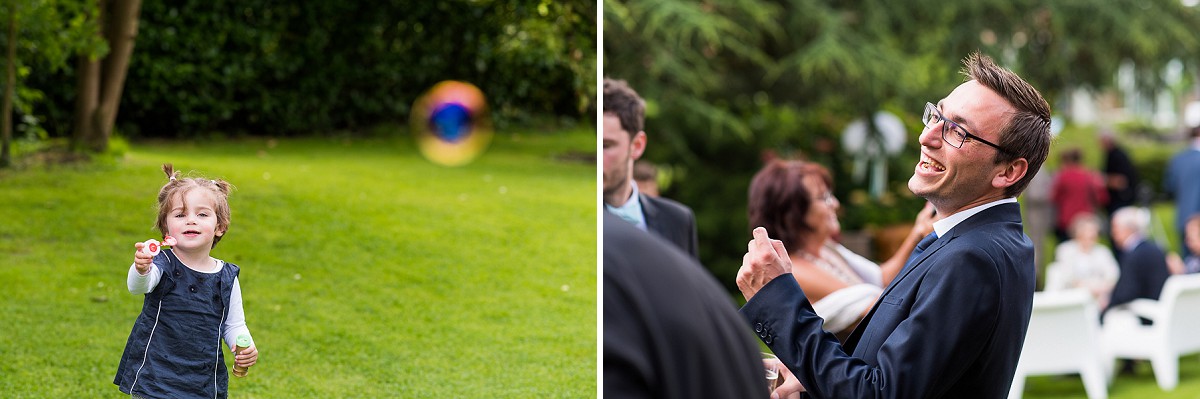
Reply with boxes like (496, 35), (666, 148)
(630, 131), (647, 160)
(993, 158), (1029, 189)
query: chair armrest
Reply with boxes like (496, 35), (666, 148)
(1125, 298), (1163, 322)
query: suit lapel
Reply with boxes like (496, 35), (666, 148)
(844, 236), (951, 350)
(639, 193), (660, 232)
(842, 202), (1023, 351)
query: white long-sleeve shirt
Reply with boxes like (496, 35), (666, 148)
(128, 260), (253, 350)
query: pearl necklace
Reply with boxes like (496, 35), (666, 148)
(798, 244), (864, 285)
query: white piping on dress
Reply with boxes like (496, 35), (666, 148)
(129, 299), (163, 396)
(211, 306), (226, 399)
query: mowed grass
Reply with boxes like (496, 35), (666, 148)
(0, 128), (597, 398)
(1021, 354), (1200, 398)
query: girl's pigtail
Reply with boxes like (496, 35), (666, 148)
(213, 179), (233, 196)
(162, 163), (178, 182)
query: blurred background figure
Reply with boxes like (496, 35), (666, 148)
(1105, 206), (1174, 376)
(1106, 207), (1172, 318)
(603, 78), (699, 259)
(1165, 126), (1200, 258)
(1023, 169), (1055, 274)
(1044, 212), (1119, 308)
(633, 160), (660, 198)
(747, 159), (933, 341)
(1051, 148), (1108, 243)
(1100, 132), (1141, 260)
(603, 212), (768, 399)
(1167, 214), (1200, 275)
(1100, 132), (1141, 215)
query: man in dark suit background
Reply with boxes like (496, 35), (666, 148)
(1101, 132), (1140, 214)
(1106, 206), (1171, 313)
(604, 212), (767, 398)
(1101, 132), (1141, 259)
(1104, 205), (1172, 375)
(736, 53), (1052, 398)
(1165, 125), (1200, 258)
(602, 78), (699, 258)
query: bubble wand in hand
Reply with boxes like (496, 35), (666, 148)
(232, 334), (253, 377)
(139, 235), (178, 257)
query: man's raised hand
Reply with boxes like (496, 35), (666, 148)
(735, 227), (792, 301)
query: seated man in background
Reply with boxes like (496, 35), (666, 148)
(1105, 206), (1174, 375)
(1106, 206), (1172, 315)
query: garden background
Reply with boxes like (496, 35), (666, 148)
(605, 0), (1200, 397)
(0, 1), (598, 397)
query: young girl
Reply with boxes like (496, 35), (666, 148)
(115, 164), (258, 399)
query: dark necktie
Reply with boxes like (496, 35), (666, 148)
(905, 232), (938, 267)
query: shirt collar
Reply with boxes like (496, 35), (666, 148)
(604, 182), (646, 230)
(932, 197), (1018, 237)
(1121, 233), (1146, 250)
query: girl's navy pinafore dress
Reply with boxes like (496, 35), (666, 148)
(114, 249), (240, 399)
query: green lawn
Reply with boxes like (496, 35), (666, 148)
(1020, 354), (1200, 398)
(0, 128), (597, 398)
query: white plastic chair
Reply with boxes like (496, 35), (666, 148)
(1009, 289), (1109, 399)
(1101, 273), (1200, 391)
(1042, 261), (1069, 292)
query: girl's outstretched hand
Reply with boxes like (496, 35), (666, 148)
(132, 242), (154, 274)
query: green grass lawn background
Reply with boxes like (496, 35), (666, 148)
(0, 128), (597, 397)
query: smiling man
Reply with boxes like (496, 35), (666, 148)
(736, 53), (1052, 398)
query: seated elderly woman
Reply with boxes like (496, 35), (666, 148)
(1045, 212), (1119, 308)
(747, 159), (934, 341)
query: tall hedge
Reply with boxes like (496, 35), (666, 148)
(31, 0), (595, 137)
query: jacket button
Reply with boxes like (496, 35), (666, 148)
(189, 285), (197, 293)
(765, 336), (774, 345)
(755, 323), (763, 333)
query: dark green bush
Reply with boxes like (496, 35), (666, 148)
(29, 0), (595, 138)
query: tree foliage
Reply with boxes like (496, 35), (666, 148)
(604, 0), (1200, 288)
(0, 0), (102, 164)
(23, 0), (594, 140)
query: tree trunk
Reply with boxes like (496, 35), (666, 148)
(2, 3), (15, 168)
(72, 55), (101, 152)
(72, 0), (103, 152)
(95, 0), (140, 150)
(73, 0), (141, 153)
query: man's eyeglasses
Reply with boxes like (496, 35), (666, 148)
(922, 102), (1011, 155)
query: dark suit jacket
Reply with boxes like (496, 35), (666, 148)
(1166, 148), (1200, 257)
(1107, 239), (1171, 311)
(1103, 146), (1139, 213)
(604, 212), (767, 399)
(640, 193), (699, 259)
(741, 203), (1035, 398)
